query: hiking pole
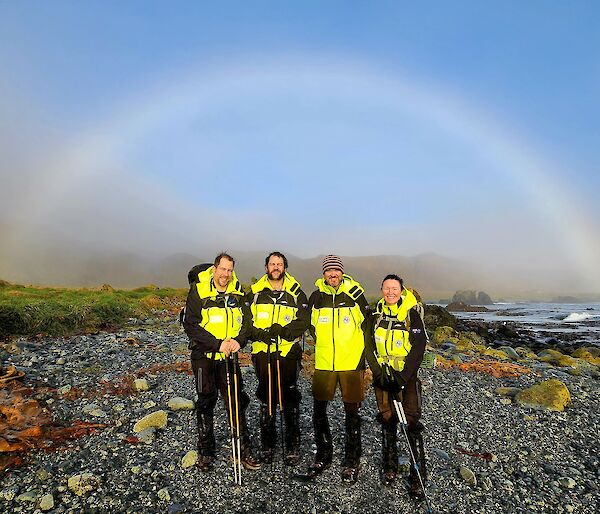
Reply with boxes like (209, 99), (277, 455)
(267, 344), (273, 418)
(392, 398), (432, 513)
(225, 355), (239, 485)
(275, 337), (286, 466)
(233, 352), (243, 485)
(266, 342), (274, 471)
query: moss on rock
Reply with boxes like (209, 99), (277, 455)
(432, 326), (460, 346)
(515, 379), (571, 412)
(133, 410), (168, 433)
(571, 348), (600, 366)
(482, 348), (511, 360)
(537, 349), (579, 368)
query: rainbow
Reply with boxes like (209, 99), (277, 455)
(5, 56), (600, 289)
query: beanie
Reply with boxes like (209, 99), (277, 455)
(322, 255), (344, 274)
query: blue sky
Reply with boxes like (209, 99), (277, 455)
(1, 1), (599, 291)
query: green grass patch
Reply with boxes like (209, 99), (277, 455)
(0, 281), (187, 337)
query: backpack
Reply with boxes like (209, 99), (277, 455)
(180, 263), (212, 324)
(187, 263), (212, 286)
(404, 287), (429, 343)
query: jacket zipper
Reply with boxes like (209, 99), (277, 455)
(331, 291), (336, 371)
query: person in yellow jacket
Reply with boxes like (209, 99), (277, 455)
(304, 255), (369, 483)
(247, 251), (309, 465)
(183, 253), (261, 471)
(365, 273), (427, 498)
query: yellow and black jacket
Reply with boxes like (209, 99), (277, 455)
(365, 288), (427, 383)
(247, 272), (309, 359)
(308, 274), (369, 371)
(183, 266), (250, 360)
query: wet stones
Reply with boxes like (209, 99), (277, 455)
(67, 473), (101, 496)
(459, 466), (477, 486)
(181, 450), (198, 469)
(168, 397), (194, 411)
(134, 378), (150, 391)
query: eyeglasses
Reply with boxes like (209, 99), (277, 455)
(382, 287), (400, 293)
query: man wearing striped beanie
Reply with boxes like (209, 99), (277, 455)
(303, 255), (369, 483)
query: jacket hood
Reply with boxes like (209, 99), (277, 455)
(251, 272), (301, 295)
(197, 266), (244, 298)
(375, 288), (418, 314)
(315, 274), (363, 296)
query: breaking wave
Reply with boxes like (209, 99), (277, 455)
(563, 312), (596, 323)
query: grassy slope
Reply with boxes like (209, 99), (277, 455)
(0, 280), (186, 337)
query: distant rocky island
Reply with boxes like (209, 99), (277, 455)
(450, 290), (493, 305)
(444, 290), (493, 312)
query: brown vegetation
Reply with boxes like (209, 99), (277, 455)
(436, 356), (532, 378)
(0, 370), (105, 473)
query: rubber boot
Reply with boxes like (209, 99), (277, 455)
(341, 412), (361, 483)
(284, 405), (301, 466)
(381, 419), (398, 485)
(305, 401), (332, 478)
(259, 403), (276, 464)
(407, 423), (427, 500)
(196, 410), (215, 471)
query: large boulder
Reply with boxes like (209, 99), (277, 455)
(537, 349), (578, 368)
(432, 326), (460, 347)
(571, 347), (600, 366)
(424, 304), (457, 332)
(431, 326), (483, 350)
(515, 379), (571, 412)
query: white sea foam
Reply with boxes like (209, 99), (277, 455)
(563, 312), (595, 323)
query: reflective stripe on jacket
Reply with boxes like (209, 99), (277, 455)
(195, 266), (244, 361)
(310, 274), (366, 371)
(373, 288), (418, 372)
(250, 273), (303, 357)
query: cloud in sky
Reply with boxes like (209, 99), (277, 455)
(1, 4), (599, 293)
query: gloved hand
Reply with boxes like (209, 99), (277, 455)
(254, 328), (271, 343)
(375, 366), (405, 393)
(269, 323), (283, 338)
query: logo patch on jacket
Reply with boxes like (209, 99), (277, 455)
(284, 315), (292, 323)
(343, 315), (350, 324)
(236, 316), (242, 325)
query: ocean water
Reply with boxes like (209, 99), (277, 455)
(444, 302), (600, 345)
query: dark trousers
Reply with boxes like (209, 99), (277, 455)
(191, 356), (251, 454)
(375, 376), (422, 429)
(375, 375), (425, 479)
(252, 351), (301, 411)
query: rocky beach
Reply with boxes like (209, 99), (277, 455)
(1, 310), (599, 514)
